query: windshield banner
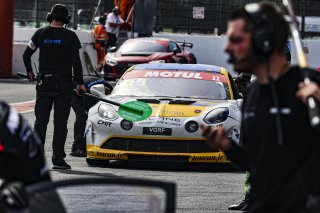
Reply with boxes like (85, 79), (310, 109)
(123, 70), (227, 82)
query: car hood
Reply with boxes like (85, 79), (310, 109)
(107, 96), (235, 117)
(107, 52), (173, 63)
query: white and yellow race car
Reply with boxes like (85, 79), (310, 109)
(85, 63), (242, 165)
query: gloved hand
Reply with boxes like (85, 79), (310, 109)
(0, 182), (28, 209)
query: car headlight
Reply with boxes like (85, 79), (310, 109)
(106, 59), (118, 66)
(203, 108), (229, 124)
(149, 60), (165, 63)
(98, 103), (118, 120)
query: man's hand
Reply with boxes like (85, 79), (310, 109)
(76, 84), (86, 96)
(27, 72), (35, 82)
(201, 125), (232, 152)
(296, 82), (320, 104)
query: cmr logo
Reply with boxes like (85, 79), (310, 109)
(97, 120), (112, 127)
(44, 39), (62, 44)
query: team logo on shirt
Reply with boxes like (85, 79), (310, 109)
(43, 39), (62, 44)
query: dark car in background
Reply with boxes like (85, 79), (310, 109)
(103, 37), (197, 77)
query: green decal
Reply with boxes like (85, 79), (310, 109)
(118, 101), (152, 122)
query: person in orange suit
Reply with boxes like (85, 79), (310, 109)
(93, 16), (109, 71)
(114, 0), (134, 22)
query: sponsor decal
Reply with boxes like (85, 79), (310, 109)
(86, 79), (103, 88)
(97, 120), (112, 127)
(194, 109), (201, 114)
(96, 152), (126, 160)
(123, 70), (227, 82)
(190, 153), (228, 162)
(138, 117), (181, 126)
(160, 110), (184, 116)
(87, 151), (95, 156)
(143, 127), (172, 136)
(269, 107), (292, 115)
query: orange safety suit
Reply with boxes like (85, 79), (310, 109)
(114, 0), (134, 22)
(93, 24), (109, 70)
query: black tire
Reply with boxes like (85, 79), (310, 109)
(191, 57), (197, 64)
(86, 158), (110, 166)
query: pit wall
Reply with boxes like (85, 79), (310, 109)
(13, 28), (320, 77)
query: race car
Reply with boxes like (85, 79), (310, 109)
(103, 37), (197, 77)
(86, 63), (242, 165)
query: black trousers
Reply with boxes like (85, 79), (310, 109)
(34, 78), (73, 161)
(107, 33), (117, 48)
(71, 94), (87, 152)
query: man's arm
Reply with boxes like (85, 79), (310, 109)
(22, 29), (42, 81)
(22, 45), (37, 81)
(71, 33), (86, 95)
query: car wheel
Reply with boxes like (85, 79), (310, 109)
(191, 57), (197, 64)
(86, 158), (110, 166)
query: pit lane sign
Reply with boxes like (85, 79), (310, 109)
(193, 7), (205, 19)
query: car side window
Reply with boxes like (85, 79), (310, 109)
(227, 73), (242, 99)
(169, 41), (180, 52)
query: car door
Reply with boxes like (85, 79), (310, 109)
(1, 177), (176, 213)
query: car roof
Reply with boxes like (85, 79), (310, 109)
(133, 63), (224, 73)
(126, 37), (171, 43)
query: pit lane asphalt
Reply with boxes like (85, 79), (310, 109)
(0, 80), (246, 213)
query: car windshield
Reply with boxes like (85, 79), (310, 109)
(112, 71), (229, 100)
(118, 40), (168, 54)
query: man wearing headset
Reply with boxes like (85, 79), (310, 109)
(201, 2), (320, 212)
(23, 4), (86, 170)
(229, 43), (292, 211)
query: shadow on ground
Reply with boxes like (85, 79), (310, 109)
(88, 160), (242, 173)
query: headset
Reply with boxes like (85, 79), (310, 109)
(245, 3), (284, 146)
(244, 3), (275, 57)
(46, 4), (71, 24)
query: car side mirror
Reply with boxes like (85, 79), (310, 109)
(90, 84), (106, 97)
(173, 48), (182, 55)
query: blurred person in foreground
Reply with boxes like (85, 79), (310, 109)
(201, 2), (320, 212)
(229, 42), (292, 211)
(0, 101), (64, 212)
